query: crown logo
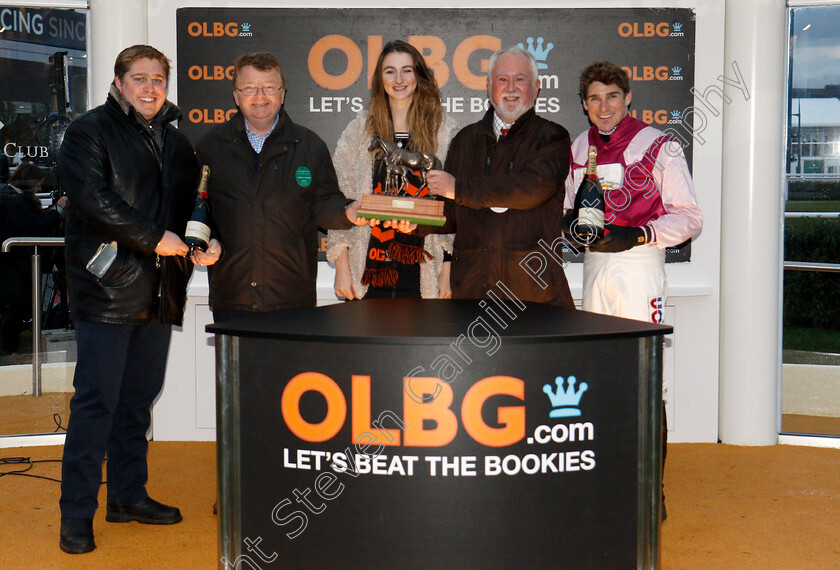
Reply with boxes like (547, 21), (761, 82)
(671, 110), (682, 119)
(673, 22), (683, 32)
(671, 66), (682, 76)
(241, 22), (251, 32)
(543, 376), (588, 418)
(517, 37), (553, 70)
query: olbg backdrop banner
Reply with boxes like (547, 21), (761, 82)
(176, 8), (696, 261)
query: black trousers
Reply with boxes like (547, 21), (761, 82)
(60, 319), (172, 518)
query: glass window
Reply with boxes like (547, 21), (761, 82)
(1, 6), (87, 436)
(1, 7), (87, 177)
(783, 4), (840, 437)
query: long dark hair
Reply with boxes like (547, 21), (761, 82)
(366, 40), (442, 154)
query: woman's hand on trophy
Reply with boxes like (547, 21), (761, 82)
(383, 219), (417, 233)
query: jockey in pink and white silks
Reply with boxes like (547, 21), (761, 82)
(565, 114), (702, 322)
(564, 63), (702, 327)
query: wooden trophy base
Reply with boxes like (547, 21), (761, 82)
(358, 194), (446, 226)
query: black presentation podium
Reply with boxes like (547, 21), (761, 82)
(208, 299), (670, 569)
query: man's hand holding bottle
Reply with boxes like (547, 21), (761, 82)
(190, 238), (222, 267)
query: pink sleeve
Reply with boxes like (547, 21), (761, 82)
(648, 141), (703, 248)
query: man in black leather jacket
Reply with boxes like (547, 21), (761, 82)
(56, 45), (198, 555)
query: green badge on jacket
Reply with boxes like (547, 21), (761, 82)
(295, 166), (312, 188)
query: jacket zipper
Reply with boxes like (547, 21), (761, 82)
(153, 125), (168, 320)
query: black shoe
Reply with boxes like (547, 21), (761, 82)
(60, 517), (95, 554)
(105, 497), (183, 525)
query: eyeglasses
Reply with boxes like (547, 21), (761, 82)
(235, 85), (283, 96)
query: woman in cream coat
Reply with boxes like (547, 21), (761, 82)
(327, 40), (458, 299)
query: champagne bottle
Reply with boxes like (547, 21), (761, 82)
(573, 146), (604, 244)
(185, 165), (211, 259)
